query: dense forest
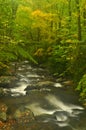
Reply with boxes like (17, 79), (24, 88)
(0, 0), (86, 103)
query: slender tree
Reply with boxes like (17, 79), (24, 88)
(68, 0), (72, 33)
(75, 0), (82, 41)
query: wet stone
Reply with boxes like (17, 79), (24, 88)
(0, 88), (5, 95)
(25, 81), (54, 91)
(0, 76), (17, 88)
(36, 81), (54, 87)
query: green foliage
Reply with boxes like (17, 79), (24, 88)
(76, 74), (86, 101)
(13, 44), (38, 64)
(67, 41), (86, 81)
(0, 40), (37, 63)
(46, 43), (69, 75)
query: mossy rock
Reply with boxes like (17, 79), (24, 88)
(0, 76), (16, 88)
(0, 112), (7, 121)
(13, 106), (35, 123)
(0, 103), (8, 121)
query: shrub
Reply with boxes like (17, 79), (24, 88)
(76, 74), (86, 101)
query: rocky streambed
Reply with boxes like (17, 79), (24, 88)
(0, 61), (86, 130)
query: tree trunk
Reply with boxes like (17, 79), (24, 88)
(83, 7), (86, 26)
(76, 0), (82, 41)
(68, 0), (72, 32)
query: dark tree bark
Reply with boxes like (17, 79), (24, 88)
(68, 0), (72, 31)
(83, 7), (86, 26)
(76, 0), (82, 41)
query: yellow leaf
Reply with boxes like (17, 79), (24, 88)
(66, 39), (72, 43)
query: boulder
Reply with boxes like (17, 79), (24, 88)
(13, 105), (35, 123)
(25, 81), (54, 92)
(0, 76), (16, 88)
(0, 112), (7, 121)
(37, 81), (54, 88)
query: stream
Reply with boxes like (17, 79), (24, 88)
(0, 61), (86, 130)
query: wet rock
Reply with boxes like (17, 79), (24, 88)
(0, 88), (5, 95)
(0, 76), (16, 88)
(62, 80), (74, 87)
(37, 81), (54, 87)
(25, 81), (54, 92)
(0, 76), (10, 84)
(13, 106), (35, 123)
(25, 85), (39, 91)
(0, 87), (11, 96)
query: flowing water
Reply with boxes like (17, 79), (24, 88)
(0, 61), (86, 130)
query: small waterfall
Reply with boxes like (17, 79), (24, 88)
(10, 82), (28, 96)
(25, 103), (56, 116)
(45, 94), (84, 115)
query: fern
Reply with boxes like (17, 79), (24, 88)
(1, 43), (37, 64)
(0, 51), (17, 61)
(15, 45), (38, 64)
(76, 74), (86, 100)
